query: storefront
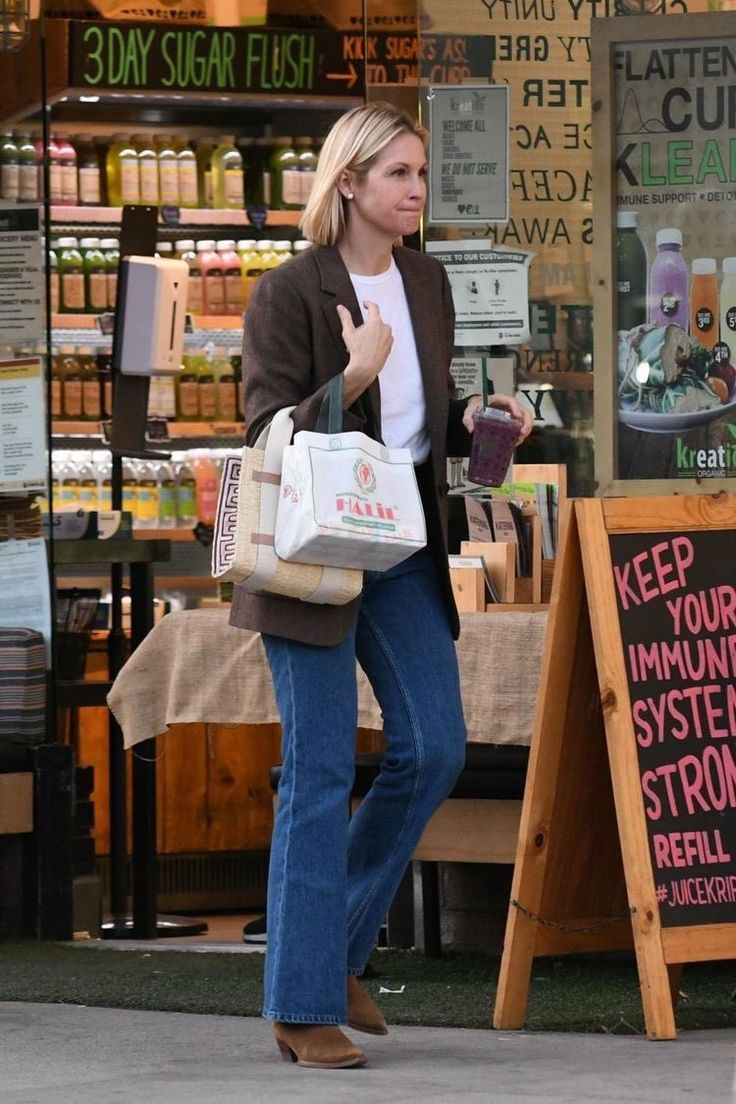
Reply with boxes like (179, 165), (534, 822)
(0, 0), (734, 946)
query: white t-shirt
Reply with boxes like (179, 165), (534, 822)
(349, 258), (430, 464)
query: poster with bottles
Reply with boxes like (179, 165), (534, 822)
(597, 14), (736, 490)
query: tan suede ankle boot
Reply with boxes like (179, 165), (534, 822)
(273, 1022), (366, 1068)
(347, 975), (388, 1036)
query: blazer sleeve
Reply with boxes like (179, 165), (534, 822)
(441, 265), (474, 459)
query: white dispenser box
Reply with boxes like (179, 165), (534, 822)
(118, 256), (189, 376)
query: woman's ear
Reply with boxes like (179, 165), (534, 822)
(337, 170), (354, 200)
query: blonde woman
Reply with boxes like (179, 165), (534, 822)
(230, 102), (532, 1069)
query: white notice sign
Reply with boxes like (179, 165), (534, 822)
(0, 206), (44, 345)
(428, 85), (509, 225)
(427, 240), (532, 346)
(0, 539), (52, 662)
(0, 357), (47, 493)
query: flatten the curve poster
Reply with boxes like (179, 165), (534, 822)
(614, 35), (736, 481)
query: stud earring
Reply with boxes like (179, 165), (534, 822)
(347, 192), (354, 199)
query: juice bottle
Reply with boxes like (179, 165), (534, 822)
(96, 351), (113, 419)
(719, 257), (736, 364)
(190, 449), (219, 526)
(649, 228), (688, 328)
(136, 460), (160, 528)
(157, 460), (177, 528)
(255, 136), (272, 206)
(293, 240), (311, 257)
(55, 132), (79, 206)
(157, 134), (179, 206)
(79, 237), (108, 314)
(174, 452), (198, 526)
(156, 240), (174, 259)
(272, 240), (293, 266)
(15, 131), (39, 202)
(237, 239), (258, 307)
(57, 238), (86, 314)
(689, 258), (718, 350)
(270, 137), (300, 210)
(295, 136), (317, 206)
(77, 452), (99, 512)
(198, 240), (226, 315)
(100, 238), (119, 311)
(176, 138), (198, 209)
(47, 134), (63, 205)
(177, 352), (201, 420)
(218, 239), (244, 316)
(196, 139), (215, 208)
(50, 346), (62, 419)
(213, 348), (237, 421)
(30, 129), (44, 199)
(78, 345), (101, 421)
(230, 348), (244, 421)
(198, 348), (218, 421)
(122, 459), (139, 523)
(107, 134), (140, 206)
(75, 134), (101, 206)
(615, 211), (647, 332)
(60, 455), (81, 511)
(211, 136), (244, 209)
(59, 346), (82, 419)
(135, 134), (159, 205)
(175, 239), (203, 315)
(49, 245), (60, 313)
(95, 451), (112, 511)
(0, 133), (19, 200)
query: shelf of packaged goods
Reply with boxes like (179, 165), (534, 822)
(133, 527), (197, 541)
(50, 206), (303, 227)
(52, 314), (243, 330)
(52, 421), (243, 437)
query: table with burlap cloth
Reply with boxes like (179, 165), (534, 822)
(107, 608), (548, 750)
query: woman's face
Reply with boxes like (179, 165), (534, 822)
(347, 132), (427, 242)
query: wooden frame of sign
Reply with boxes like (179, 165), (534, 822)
(494, 493), (736, 1040)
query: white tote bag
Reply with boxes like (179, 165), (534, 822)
(274, 375), (427, 571)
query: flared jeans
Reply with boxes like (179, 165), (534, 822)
(261, 547), (467, 1024)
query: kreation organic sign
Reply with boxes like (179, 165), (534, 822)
(69, 23), (492, 96)
(610, 528), (736, 927)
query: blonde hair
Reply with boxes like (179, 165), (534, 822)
(299, 102), (427, 246)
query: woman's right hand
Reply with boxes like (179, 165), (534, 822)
(337, 301), (393, 404)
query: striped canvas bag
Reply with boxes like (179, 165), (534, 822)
(211, 407), (363, 605)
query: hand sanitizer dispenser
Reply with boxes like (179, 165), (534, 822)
(118, 255), (189, 376)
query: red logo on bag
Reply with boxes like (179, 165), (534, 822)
(335, 495), (398, 520)
(354, 458), (376, 493)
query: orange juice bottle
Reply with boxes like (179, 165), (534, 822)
(189, 448), (219, 526)
(218, 239), (244, 316)
(690, 258), (718, 350)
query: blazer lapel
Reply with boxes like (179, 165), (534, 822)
(312, 246), (382, 435)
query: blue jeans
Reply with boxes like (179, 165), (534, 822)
(260, 547), (467, 1024)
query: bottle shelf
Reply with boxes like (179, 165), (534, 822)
(52, 421), (244, 439)
(50, 206), (302, 228)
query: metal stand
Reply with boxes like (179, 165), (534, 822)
(103, 205), (205, 940)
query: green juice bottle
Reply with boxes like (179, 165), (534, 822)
(80, 237), (108, 314)
(57, 237), (86, 314)
(616, 211), (647, 332)
(211, 136), (244, 210)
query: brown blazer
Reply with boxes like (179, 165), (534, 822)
(228, 243), (473, 646)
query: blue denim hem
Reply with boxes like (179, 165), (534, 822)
(263, 1010), (342, 1025)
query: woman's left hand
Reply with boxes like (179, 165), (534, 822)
(462, 393), (534, 441)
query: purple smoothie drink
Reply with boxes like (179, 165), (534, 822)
(649, 227), (688, 328)
(467, 407), (521, 487)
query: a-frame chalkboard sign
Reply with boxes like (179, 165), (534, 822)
(494, 494), (736, 1040)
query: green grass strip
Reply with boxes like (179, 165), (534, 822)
(1, 944), (735, 1033)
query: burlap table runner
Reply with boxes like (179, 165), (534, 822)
(107, 608), (548, 750)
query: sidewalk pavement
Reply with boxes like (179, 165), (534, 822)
(1, 1002), (734, 1104)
